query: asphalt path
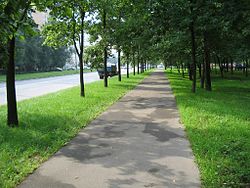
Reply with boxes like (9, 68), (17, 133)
(0, 69), (133, 105)
(18, 70), (200, 188)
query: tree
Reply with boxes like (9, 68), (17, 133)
(0, 0), (35, 126)
(84, 43), (103, 69)
(42, 0), (91, 97)
(189, 0), (197, 92)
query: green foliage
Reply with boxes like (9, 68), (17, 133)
(0, 1), (27, 68)
(0, 0), (40, 42)
(42, 21), (72, 48)
(137, 0), (250, 73)
(167, 70), (250, 187)
(0, 71), (150, 188)
(15, 36), (71, 72)
(0, 0), (48, 68)
(42, 0), (91, 49)
(84, 43), (103, 69)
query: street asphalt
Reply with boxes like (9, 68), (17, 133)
(0, 69), (134, 105)
(0, 72), (99, 105)
(18, 70), (200, 188)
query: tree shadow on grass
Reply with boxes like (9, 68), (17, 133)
(0, 111), (91, 187)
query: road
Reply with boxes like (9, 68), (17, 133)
(0, 72), (99, 105)
(0, 69), (134, 105)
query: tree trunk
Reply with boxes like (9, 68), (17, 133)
(190, 17), (197, 93)
(133, 53), (136, 75)
(177, 64), (180, 74)
(137, 51), (140, 74)
(126, 56), (129, 78)
(181, 63), (185, 78)
(230, 58), (233, 75)
(118, 48), (121, 81)
(221, 59), (225, 77)
(7, 37), (18, 126)
(141, 59), (144, 73)
(246, 60), (248, 77)
(73, 11), (85, 96)
(201, 60), (205, 89)
(217, 56), (223, 78)
(144, 61), (146, 72)
(79, 56), (85, 97)
(204, 32), (212, 91)
(198, 64), (201, 78)
(79, 12), (85, 97)
(187, 64), (192, 80)
(213, 56), (217, 74)
(103, 10), (108, 87)
(104, 46), (108, 87)
(226, 60), (229, 72)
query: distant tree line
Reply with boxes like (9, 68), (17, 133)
(16, 36), (72, 73)
(0, 36), (72, 73)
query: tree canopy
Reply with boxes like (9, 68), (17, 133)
(1, 0), (250, 126)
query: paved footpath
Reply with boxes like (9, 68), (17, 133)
(18, 70), (200, 188)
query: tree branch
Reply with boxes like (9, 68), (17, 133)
(72, 12), (80, 57)
(14, 0), (31, 32)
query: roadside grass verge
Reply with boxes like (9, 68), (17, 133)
(0, 69), (94, 83)
(166, 70), (250, 187)
(0, 71), (151, 188)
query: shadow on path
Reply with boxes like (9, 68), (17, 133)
(18, 70), (200, 188)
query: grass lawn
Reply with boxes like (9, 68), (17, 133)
(166, 70), (250, 187)
(0, 71), (151, 188)
(0, 69), (94, 83)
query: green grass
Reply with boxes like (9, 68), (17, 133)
(166, 70), (250, 187)
(0, 69), (94, 83)
(0, 71), (151, 188)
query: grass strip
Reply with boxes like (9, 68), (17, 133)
(0, 70), (94, 83)
(0, 71), (151, 188)
(166, 70), (250, 187)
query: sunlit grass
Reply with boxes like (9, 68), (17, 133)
(0, 71), (150, 188)
(167, 70), (250, 187)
